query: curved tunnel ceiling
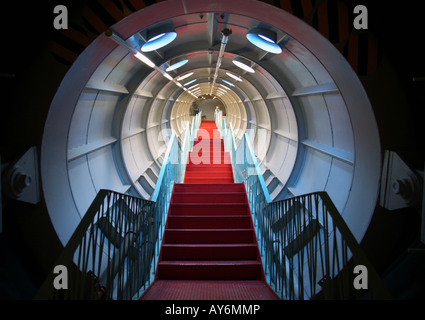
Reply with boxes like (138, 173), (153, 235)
(41, 0), (381, 246)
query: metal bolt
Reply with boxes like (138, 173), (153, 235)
(13, 172), (32, 194)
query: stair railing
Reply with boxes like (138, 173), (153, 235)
(35, 190), (158, 300)
(216, 111), (391, 300)
(36, 120), (196, 300)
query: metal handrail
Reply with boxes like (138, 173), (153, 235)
(36, 119), (199, 300)
(35, 189), (157, 300)
(259, 192), (392, 300)
(215, 111), (391, 300)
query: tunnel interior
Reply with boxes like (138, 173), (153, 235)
(41, 0), (381, 246)
(1, 0), (424, 301)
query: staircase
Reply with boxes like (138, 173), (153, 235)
(140, 121), (279, 300)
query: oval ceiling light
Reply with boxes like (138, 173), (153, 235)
(246, 27), (282, 54)
(232, 56), (255, 73)
(176, 72), (194, 81)
(226, 72), (243, 82)
(165, 56), (189, 72)
(141, 25), (177, 52)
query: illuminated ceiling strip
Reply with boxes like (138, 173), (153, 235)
(106, 30), (189, 92)
(177, 72), (194, 81)
(226, 72), (243, 82)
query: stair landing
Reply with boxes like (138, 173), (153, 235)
(141, 280), (278, 300)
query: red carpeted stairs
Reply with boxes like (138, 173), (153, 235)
(140, 121), (279, 300)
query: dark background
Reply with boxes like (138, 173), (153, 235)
(0, 0), (424, 305)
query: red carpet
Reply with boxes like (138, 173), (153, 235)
(140, 121), (279, 300)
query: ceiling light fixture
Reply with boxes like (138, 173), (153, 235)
(232, 56), (255, 73)
(163, 73), (173, 80)
(134, 52), (156, 68)
(176, 72), (194, 81)
(165, 56), (189, 72)
(226, 72), (243, 82)
(246, 27), (282, 54)
(222, 79), (235, 87)
(188, 84), (199, 90)
(184, 79), (197, 86)
(141, 25), (177, 52)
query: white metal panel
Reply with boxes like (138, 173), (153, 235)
(67, 90), (97, 150)
(87, 92), (119, 144)
(122, 95), (150, 136)
(291, 148), (331, 195)
(298, 95), (332, 146)
(88, 45), (128, 82)
(265, 133), (288, 175)
(276, 139), (298, 187)
(325, 158), (354, 213)
(128, 133), (152, 172)
(324, 93), (355, 155)
(87, 145), (126, 193)
(284, 37), (335, 85)
(105, 52), (141, 86)
(68, 156), (97, 216)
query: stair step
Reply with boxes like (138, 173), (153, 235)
(157, 260), (263, 280)
(140, 280), (279, 300)
(161, 244), (258, 261)
(188, 161), (232, 166)
(172, 192), (246, 204)
(188, 157), (231, 165)
(194, 139), (222, 143)
(164, 229), (255, 244)
(185, 165), (232, 172)
(192, 147), (225, 152)
(170, 203), (247, 215)
(189, 153), (229, 158)
(189, 152), (230, 156)
(184, 171), (234, 179)
(188, 156), (230, 161)
(174, 183), (245, 193)
(193, 140), (224, 146)
(166, 216), (252, 229)
(184, 178), (234, 184)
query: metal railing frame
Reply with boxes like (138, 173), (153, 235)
(36, 114), (201, 300)
(215, 111), (391, 300)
